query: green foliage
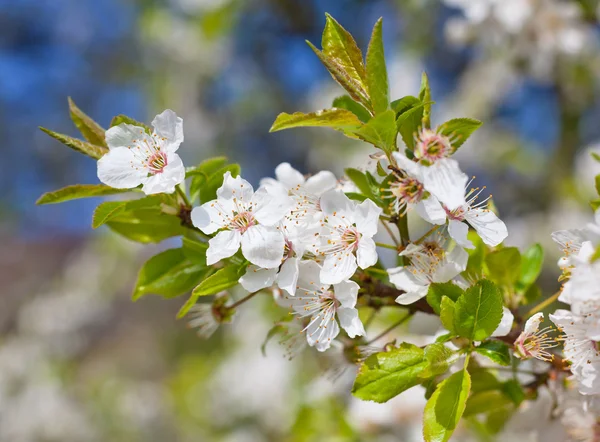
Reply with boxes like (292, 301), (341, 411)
(270, 109), (363, 133)
(133, 248), (208, 300)
(110, 114), (152, 134)
(352, 342), (429, 403)
(426, 282), (463, 315)
(518, 243), (544, 291)
(68, 97), (107, 147)
(354, 110), (397, 154)
(181, 236), (209, 267)
(474, 341), (511, 366)
(421, 343), (457, 378)
(462, 231), (485, 282)
(104, 206), (185, 244)
(439, 118), (482, 151)
(423, 369), (471, 442)
(454, 280), (504, 341)
(332, 95), (372, 123)
(419, 72), (432, 129)
(366, 18), (389, 114)
(485, 248), (522, 287)
(92, 196), (165, 228)
(396, 101), (431, 150)
(39, 127), (108, 160)
(440, 296), (457, 334)
(199, 164), (241, 204)
(36, 184), (131, 205)
(344, 168), (381, 204)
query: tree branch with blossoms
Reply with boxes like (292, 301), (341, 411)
(36, 14), (600, 442)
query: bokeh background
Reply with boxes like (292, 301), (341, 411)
(2, 0), (600, 440)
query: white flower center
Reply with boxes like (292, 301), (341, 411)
(414, 129), (453, 163)
(147, 151), (168, 174)
(229, 211), (256, 233)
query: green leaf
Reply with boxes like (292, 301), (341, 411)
(426, 282), (463, 315)
(307, 41), (371, 108)
(68, 97), (107, 147)
(331, 95), (372, 123)
(396, 101), (431, 150)
(502, 379), (525, 406)
(352, 343), (428, 403)
(596, 174), (600, 196)
(524, 283), (542, 304)
(474, 341), (511, 366)
(133, 248), (208, 300)
(92, 196), (162, 228)
(454, 280), (504, 341)
(419, 72), (432, 129)
(591, 199), (600, 211)
(440, 297), (456, 334)
(36, 184), (131, 205)
(439, 118), (482, 151)
(177, 263), (246, 318)
(391, 95), (420, 115)
(200, 164), (241, 204)
(354, 109), (397, 154)
(593, 152), (600, 162)
(464, 390), (512, 418)
(104, 207), (185, 244)
(485, 247), (521, 287)
(110, 114), (152, 134)
(423, 369), (471, 442)
(39, 127), (108, 160)
(182, 236), (208, 267)
(420, 343), (457, 378)
(462, 231), (485, 282)
(344, 168), (380, 203)
(518, 243), (544, 290)
(270, 109), (363, 133)
(366, 18), (388, 114)
(187, 157), (229, 201)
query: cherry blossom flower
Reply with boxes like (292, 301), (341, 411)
(442, 179), (508, 248)
(186, 292), (234, 339)
(191, 172), (293, 268)
(282, 261), (365, 352)
(552, 209), (600, 270)
(389, 233), (468, 305)
(312, 189), (382, 284)
(514, 313), (559, 362)
(492, 307), (515, 337)
(97, 109), (186, 194)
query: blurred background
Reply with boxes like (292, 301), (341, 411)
(2, 0), (600, 440)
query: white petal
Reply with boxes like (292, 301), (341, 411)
(277, 257), (300, 296)
(333, 280), (359, 308)
(239, 265), (278, 292)
(337, 307), (365, 338)
(393, 152), (424, 181)
(320, 253), (358, 285)
(97, 146), (146, 189)
(296, 260), (325, 292)
(388, 267), (429, 304)
(357, 236), (378, 269)
(252, 186), (293, 226)
(355, 198), (382, 237)
(306, 313), (340, 352)
(413, 196), (447, 225)
(206, 230), (241, 265)
(492, 307), (514, 337)
(448, 219), (474, 249)
(422, 158), (468, 211)
(465, 208), (508, 247)
(274, 162), (305, 188)
(217, 172), (254, 202)
(320, 189), (355, 217)
(523, 312), (544, 335)
(141, 153), (185, 194)
(240, 224), (285, 269)
(191, 199), (231, 234)
(304, 171), (338, 195)
(151, 109), (184, 151)
(105, 123), (145, 149)
(432, 245), (468, 282)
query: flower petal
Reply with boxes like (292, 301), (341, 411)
(252, 186), (293, 226)
(320, 189), (355, 217)
(523, 312), (544, 335)
(337, 307), (365, 338)
(217, 171), (254, 203)
(448, 219), (474, 249)
(191, 199), (232, 234)
(97, 146), (146, 189)
(274, 162), (305, 188)
(151, 109), (184, 150)
(239, 265), (278, 292)
(357, 236), (378, 269)
(305, 312), (340, 352)
(414, 196), (447, 225)
(304, 171), (338, 196)
(393, 152), (424, 181)
(296, 260), (325, 293)
(105, 123), (145, 149)
(320, 253), (357, 285)
(333, 280), (359, 308)
(141, 153), (185, 194)
(206, 230), (241, 265)
(422, 158), (468, 211)
(240, 224), (285, 268)
(355, 198), (382, 237)
(388, 267), (429, 304)
(432, 245), (468, 282)
(277, 257), (300, 296)
(492, 307), (514, 337)
(465, 208), (507, 247)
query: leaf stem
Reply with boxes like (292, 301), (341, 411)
(176, 184), (191, 208)
(228, 291), (259, 310)
(375, 242), (398, 250)
(366, 313), (412, 345)
(525, 290), (562, 318)
(396, 214), (410, 246)
(380, 220), (400, 247)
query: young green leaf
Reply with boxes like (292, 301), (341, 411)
(454, 280), (504, 341)
(593, 152), (600, 162)
(182, 236), (209, 267)
(332, 95), (372, 123)
(485, 247), (522, 287)
(36, 184), (131, 205)
(464, 390), (512, 418)
(133, 248), (208, 300)
(191, 262), (246, 298)
(105, 208), (185, 244)
(396, 101), (432, 150)
(352, 343), (429, 403)
(353, 109), (397, 154)
(270, 109), (363, 133)
(39, 127), (108, 160)
(439, 118), (482, 151)
(426, 282), (464, 315)
(92, 196), (162, 228)
(366, 18), (389, 114)
(68, 97), (107, 147)
(200, 164), (241, 204)
(344, 168), (380, 203)
(440, 296), (457, 334)
(391, 95), (420, 115)
(419, 72), (432, 129)
(110, 114), (152, 134)
(518, 243), (544, 290)
(420, 343), (457, 378)
(423, 369), (471, 442)
(596, 174), (600, 196)
(474, 341), (511, 366)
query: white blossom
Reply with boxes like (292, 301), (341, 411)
(98, 109), (186, 194)
(282, 260), (365, 352)
(191, 172), (293, 268)
(514, 313), (559, 362)
(551, 209), (600, 270)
